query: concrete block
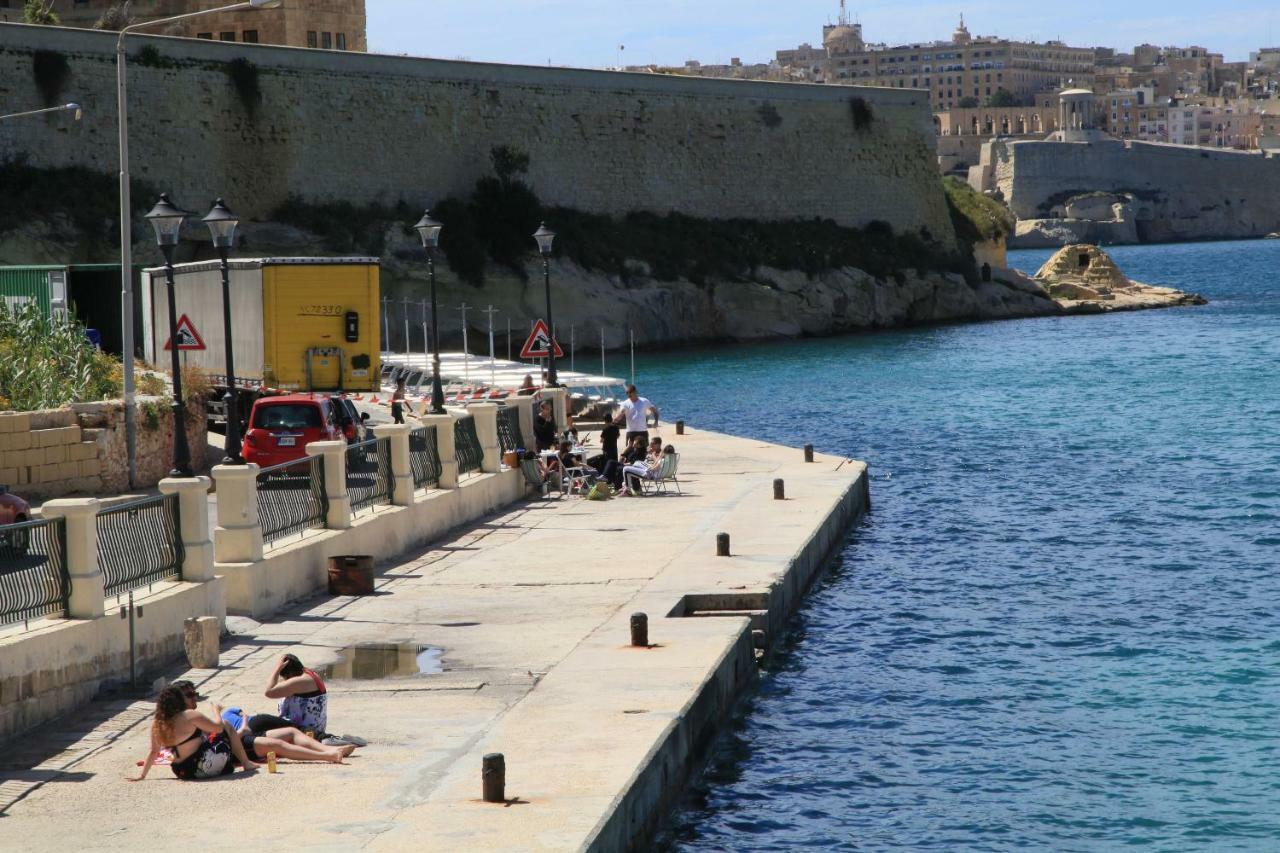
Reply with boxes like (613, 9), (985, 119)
(0, 412), (30, 433)
(32, 430), (53, 449)
(44, 445), (67, 465)
(51, 426), (82, 445)
(80, 458), (103, 478)
(27, 466), (46, 485)
(57, 461), (80, 480)
(70, 442), (96, 461)
(9, 431), (32, 451)
(29, 409), (75, 430)
(184, 616), (220, 669)
(15, 466), (29, 485)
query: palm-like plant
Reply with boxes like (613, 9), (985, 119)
(0, 302), (118, 411)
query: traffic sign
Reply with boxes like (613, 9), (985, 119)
(163, 314), (207, 351)
(519, 319), (564, 359)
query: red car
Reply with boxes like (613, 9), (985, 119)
(242, 394), (345, 468)
(0, 485), (33, 556)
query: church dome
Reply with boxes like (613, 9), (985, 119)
(823, 24), (863, 54)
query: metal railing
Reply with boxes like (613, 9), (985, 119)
(0, 517), (70, 629)
(410, 426), (442, 489)
(497, 406), (524, 454)
(97, 494), (183, 598)
(257, 455), (328, 546)
(454, 415), (484, 475)
(346, 437), (391, 514)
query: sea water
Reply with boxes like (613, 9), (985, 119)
(648, 240), (1280, 850)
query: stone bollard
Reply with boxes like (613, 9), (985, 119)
(675, 420), (685, 436)
(211, 464), (263, 564)
(183, 616), (220, 668)
(804, 444), (814, 463)
(306, 441), (352, 530)
(716, 532), (730, 557)
(482, 752), (506, 803)
(160, 476), (214, 581)
(773, 478), (785, 500)
(506, 396), (536, 451)
(423, 413), (459, 488)
(467, 403), (503, 474)
(40, 498), (105, 619)
(371, 423), (414, 506)
(630, 612), (649, 647)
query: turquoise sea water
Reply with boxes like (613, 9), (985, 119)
(647, 240), (1280, 850)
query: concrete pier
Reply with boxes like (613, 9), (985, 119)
(0, 426), (868, 852)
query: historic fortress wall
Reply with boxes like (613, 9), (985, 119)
(989, 138), (1280, 242)
(0, 23), (954, 245)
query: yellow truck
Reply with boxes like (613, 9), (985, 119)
(142, 257), (381, 425)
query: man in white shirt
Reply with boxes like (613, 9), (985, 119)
(618, 385), (659, 445)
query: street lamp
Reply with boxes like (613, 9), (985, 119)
(0, 103), (82, 122)
(532, 222), (558, 387)
(144, 193), (194, 478)
(202, 198), (243, 464)
(413, 210), (446, 415)
(116, 0), (283, 488)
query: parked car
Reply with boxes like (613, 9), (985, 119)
(242, 394), (345, 468)
(0, 485), (32, 556)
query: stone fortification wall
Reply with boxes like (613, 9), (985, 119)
(989, 138), (1280, 242)
(0, 23), (953, 244)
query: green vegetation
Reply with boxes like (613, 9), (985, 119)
(942, 176), (1014, 246)
(0, 302), (118, 412)
(986, 88), (1017, 108)
(22, 0), (59, 25)
(271, 195), (415, 256)
(225, 58), (262, 114)
(135, 44), (178, 69)
(0, 158), (155, 251)
(849, 97), (874, 131)
(957, 96), (980, 109)
(32, 50), (70, 106)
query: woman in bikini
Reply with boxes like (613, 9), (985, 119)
(265, 653), (330, 735)
(130, 686), (257, 781)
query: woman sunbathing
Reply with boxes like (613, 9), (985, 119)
(130, 686), (257, 781)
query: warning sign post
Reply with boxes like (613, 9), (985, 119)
(164, 314), (207, 351)
(519, 319), (564, 359)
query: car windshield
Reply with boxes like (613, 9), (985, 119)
(253, 403), (321, 430)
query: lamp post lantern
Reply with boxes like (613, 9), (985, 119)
(532, 222), (558, 387)
(202, 198), (243, 465)
(413, 210), (446, 415)
(0, 102), (82, 122)
(145, 193), (193, 478)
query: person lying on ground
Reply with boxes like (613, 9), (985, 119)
(130, 685), (257, 781)
(220, 707), (353, 764)
(265, 653), (329, 735)
(533, 400), (557, 451)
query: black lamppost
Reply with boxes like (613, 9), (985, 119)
(202, 198), (243, 464)
(145, 193), (193, 478)
(532, 222), (558, 387)
(413, 210), (447, 415)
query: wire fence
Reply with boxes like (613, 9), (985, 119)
(0, 517), (70, 629)
(497, 406), (524, 454)
(410, 426), (442, 489)
(96, 494), (183, 598)
(257, 455), (328, 547)
(454, 415), (484, 475)
(346, 437), (391, 515)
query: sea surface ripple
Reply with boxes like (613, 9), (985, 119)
(645, 240), (1280, 851)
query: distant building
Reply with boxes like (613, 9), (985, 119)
(28, 0), (366, 51)
(1098, 87), (1167, 141)
(1168, 101), (1262, 148)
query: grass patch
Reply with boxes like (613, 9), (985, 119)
(943, 176), (1013, 246)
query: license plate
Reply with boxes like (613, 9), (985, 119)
(277, 436), (296, 447)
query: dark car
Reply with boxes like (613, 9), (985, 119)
(0, 485), (33, 556)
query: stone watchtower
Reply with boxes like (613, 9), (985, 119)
(1056, 89), (1101, 142)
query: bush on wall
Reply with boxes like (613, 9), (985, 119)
(32, 49), (70, 106)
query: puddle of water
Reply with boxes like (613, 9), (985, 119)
(317, 643), (444, 680)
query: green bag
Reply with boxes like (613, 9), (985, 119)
(586, 482), (613, 501)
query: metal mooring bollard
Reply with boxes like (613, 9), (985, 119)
(804, 444), (814, 463)
(675, 420), (685, 435)
(482, 752), (506, 803)
(752, 629), (767, 649)
(716, 532), (730, 556)
(773, 478), (785, 500)
(630, 612), (649, 647)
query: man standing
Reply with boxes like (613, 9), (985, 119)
(618, 385), (658, 446)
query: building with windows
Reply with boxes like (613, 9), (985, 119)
(28, 0), (365, 51)
(1098, 87), (1168, 140)
(776, 13), (1095, 110)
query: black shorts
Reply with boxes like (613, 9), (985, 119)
(247, 713), (294, 734)
(239, 730), (260, 758)
(625, 430), (649, 446)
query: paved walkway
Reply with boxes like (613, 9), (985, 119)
(0, 426), (864, 852)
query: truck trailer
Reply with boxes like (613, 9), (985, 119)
(142, 257), (381, 425)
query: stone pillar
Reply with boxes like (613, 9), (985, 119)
(371, 423), (414, 507)
(159, 476), (214, 582)
(183, 616), (220, 668)
(211, 464), (263, 564)
(306, 441), (352, 530)
(543, 387), (568, 431)
(40, 498), (104, 620)
(468, 403), (502, 473)
(507, 396), (535, 450)
(423, 413), (459, 488)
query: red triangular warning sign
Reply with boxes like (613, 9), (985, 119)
(164, 314), (207, 351)
(520, 319), (564, 359)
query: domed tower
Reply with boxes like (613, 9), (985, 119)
(952, 13), (972, 45)
(822, 1), (864, 55)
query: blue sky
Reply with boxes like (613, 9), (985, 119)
(367, 1), (1275, 67)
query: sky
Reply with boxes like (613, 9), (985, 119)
(366, 1), (1277, 68)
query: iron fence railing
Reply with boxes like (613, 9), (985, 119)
(410, 426), (442, 489)
(455, 415), (484, 475)
(0, 517), (70, 629)
(97, 494), (183, 598)
(346, 437), (391, 514)
(257, 455), (328, 546)
(497, 406), (524, 455)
